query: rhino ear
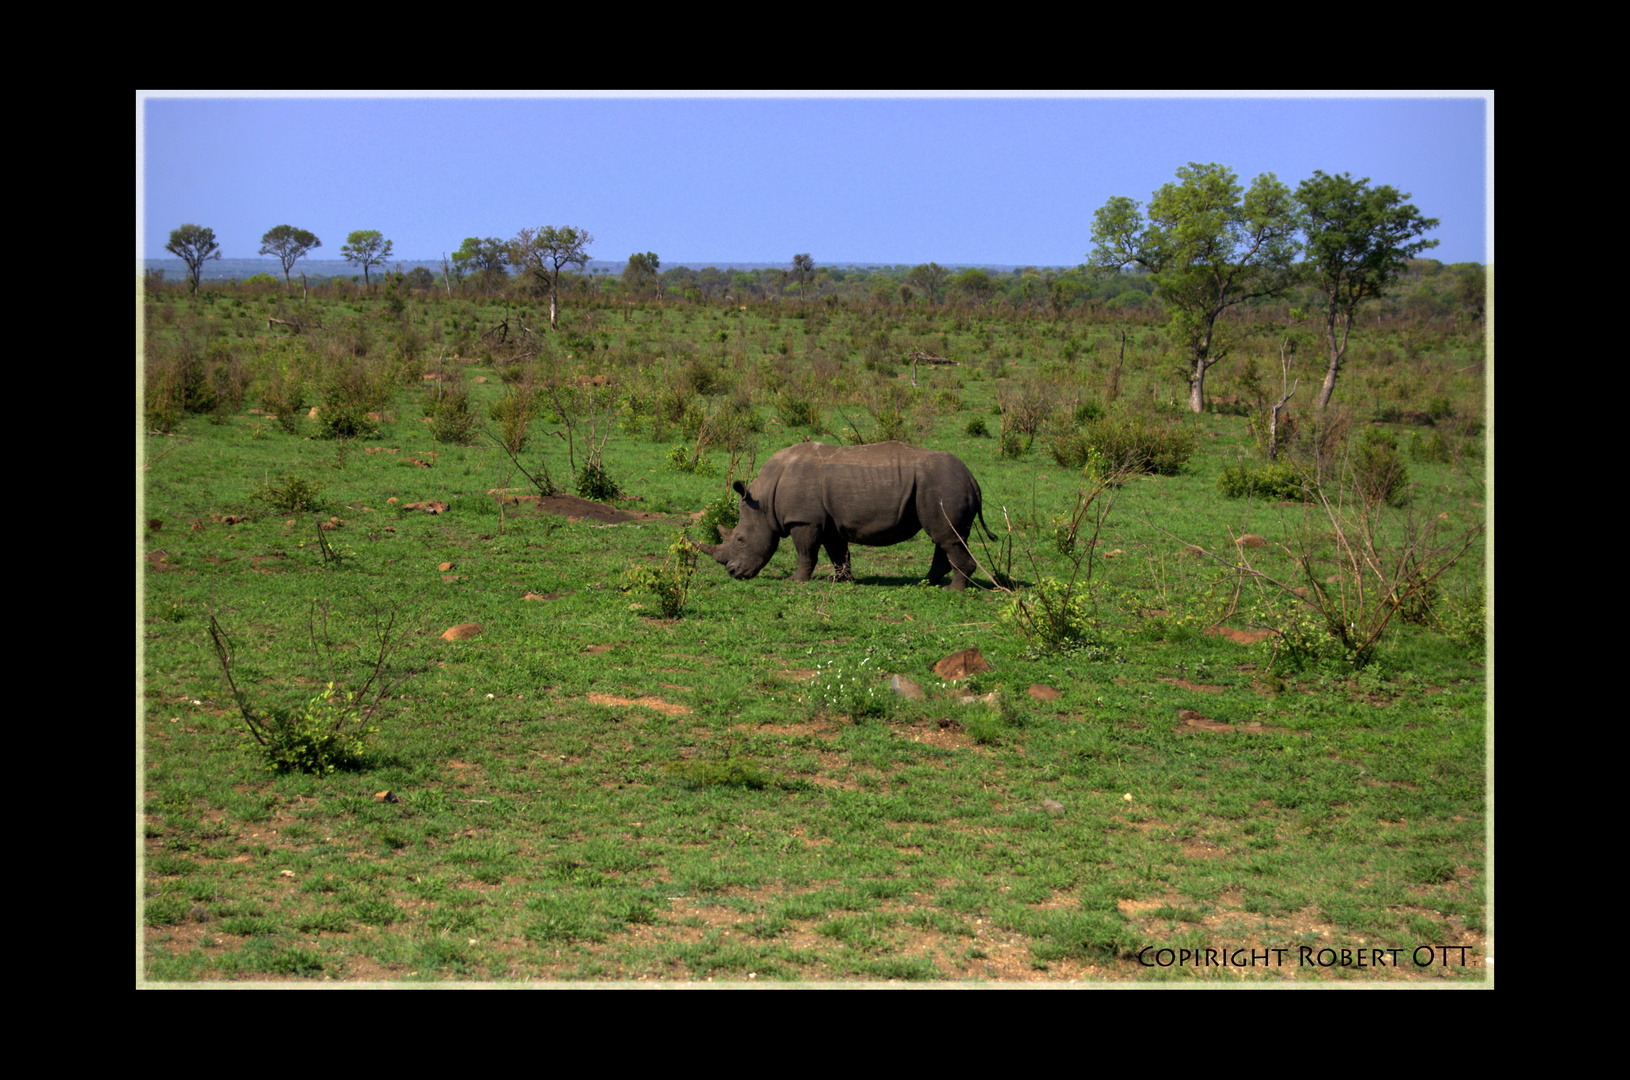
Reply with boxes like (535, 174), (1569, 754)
(733, 480), (748, 498)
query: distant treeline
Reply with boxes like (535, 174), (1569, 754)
(142, 256), (1485, 326)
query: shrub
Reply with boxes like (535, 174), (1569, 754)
(1353, 428), (1410, 508)
(667, 442), (716, 476)
(1001, 577), (1098, 650)
(1050, 413), (1194, 476)
(576, 462), (623, 501)
(698, 491), (739, 544)
(965, 417), (989, 438)
(257, 682), (379, 775)
(1218, 463), (1312, 502)
(253, 474), (324, 515)
(775, 392), (818, 429)
(489, 387), (540, 454)
(425, 385), (480, 444)
(621, 532), (700, 618)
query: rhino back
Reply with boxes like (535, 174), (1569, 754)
(746, 442), (979, 544)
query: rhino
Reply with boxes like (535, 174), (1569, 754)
(700, 441), (994, 590)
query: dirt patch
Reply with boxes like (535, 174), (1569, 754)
(1159, 678), (1228, 694)
(498, 493), (682, 526)
(1178, 710), (1265, 733)
(898, 718), (977, 752)
(585, 693), (691, 716)
(1207, 626), (1277, 645)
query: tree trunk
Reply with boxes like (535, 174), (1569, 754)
(1314, 311), (1349, 410)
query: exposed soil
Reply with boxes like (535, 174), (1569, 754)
(497, 492), (684, 526)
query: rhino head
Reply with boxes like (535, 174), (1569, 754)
(699, 480), (780, 580)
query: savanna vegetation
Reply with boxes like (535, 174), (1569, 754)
(140, 204), (1488, 983)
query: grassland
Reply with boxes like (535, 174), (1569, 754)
(139, 285), (1489, 984)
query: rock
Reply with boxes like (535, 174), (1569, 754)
(1041, 799), (1065, 816)
(889, 675), (925, 701)
(934, 647), (990, 681)
(438, 562), (456, 572)
(441, 623), (483, 641)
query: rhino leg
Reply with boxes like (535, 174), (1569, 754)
(929, 541), (978, 590)
(789, 524), (823, 581)
(822, 533), (853, 582)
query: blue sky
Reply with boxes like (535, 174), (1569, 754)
(138, 92), (1491, 269)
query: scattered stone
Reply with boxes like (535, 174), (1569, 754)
(438, 562), (456, 572)
(1236, 534), (1266, 548)
(934, 647), (990, 682)
(1028, 684), (1062, 701)
(889, 675), (926, 701)
(441, 623), (483, 641)
(387, 497), (399, 504)
(1041, 798), (1065, 816)
(959, 692), (998, 706)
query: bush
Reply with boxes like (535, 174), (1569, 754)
(1050, 413), (1194, 476)
(965, 417), (989, 438)
(775, 392), (818, 429)
(1353, 428), (1410, 508)
(576, 462), (623, 501)
(621, 532), (700, 618)
(698, 491), (739, 544)
(1000, 577), (1098, 650)
(1218, 463), (1312, 502)
(258, 682), (379, 775)
(489, 387), (540, 454)
(253, 474), (324, 515)
(424, 385), (480, 444)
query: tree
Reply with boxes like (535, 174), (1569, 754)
(953, 267), (995, 305)
(1090, 162), (1300, 413)
(623, 251), (661, 299)
(906, 262), (951, 306)
(451, 236), (509, 293)
(791, 253), (816, 302)
(166, 224), (221, 294)
(1296, 171), (1440, 409)
(258, 225), (321, 287)
(508, 226), (594, 329)
(341, 230), (394, 288)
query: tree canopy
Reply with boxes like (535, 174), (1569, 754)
(906, 263), (951, 306)
(1090, 162), (1300, 412)
(451, 237), (510, 292)
(258, 225), (321, 287)
(340, 230), (393, 287)
(1297, 171), (1440, 408)
(509, 226), (594, 329)
(166, 223), (222, 294)
(791, 253), (816, 301)
(623, 251), (661, 298)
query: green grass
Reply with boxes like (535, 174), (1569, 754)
(140, 290), (1487, 983)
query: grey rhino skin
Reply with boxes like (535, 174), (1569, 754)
(700, 441), (993, 589)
